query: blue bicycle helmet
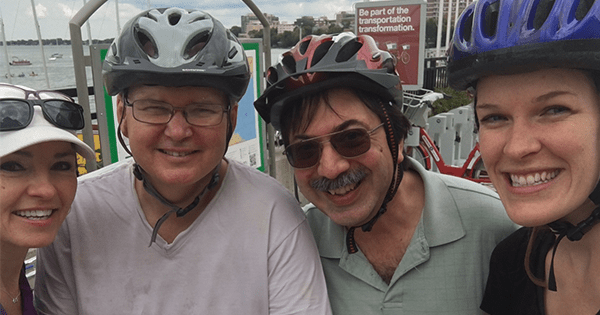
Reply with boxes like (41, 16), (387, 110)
(448, 0), (600, 90)
(448, 0), (600, 292)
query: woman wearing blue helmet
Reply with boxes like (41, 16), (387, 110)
(448, 0), (600, 314)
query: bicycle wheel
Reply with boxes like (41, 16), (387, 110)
(406, 144), (431, 170)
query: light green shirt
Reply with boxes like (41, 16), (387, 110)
(304, 157), (518, 315)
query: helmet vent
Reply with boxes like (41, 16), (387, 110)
(168, 13), (182, 26)
(482, 1), (500, 38)
(266, 67), (278, 85)
(462, 11), (474, 42)
(228, 46), (238, 59)
(137, 31), (158, 59)
(336, 39), (363, 62)
(190, 16), (208, 24)
(575, 0), (595, 20)
(111, 43), (117, 56)
(133, 59), (141, 64)
(530, 0), (556, 30)
(184, 32), (209, 59)
(311, 41), (334, 67)
(299, 40), (310, 55)
(281, 54), (297, 74)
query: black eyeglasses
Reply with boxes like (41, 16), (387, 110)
(125, 98), (228, 127)
(284, 123), (384, 169)
(0, 84), (85, 131)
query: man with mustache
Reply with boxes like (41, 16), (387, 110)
(254, 33), (517, 314)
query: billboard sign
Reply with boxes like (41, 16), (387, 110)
(356, 0), (426, 90)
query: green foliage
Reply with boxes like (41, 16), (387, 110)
(425, 18), (454, 49)
(430, 86), (473, 116)
(230, 26), (242, 37)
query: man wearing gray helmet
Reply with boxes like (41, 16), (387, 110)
(34, 8), (331, 315)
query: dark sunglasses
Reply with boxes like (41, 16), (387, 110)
(0, 84), (85, 131)
(0, 99), (85, 131)
(284, 123), (384, 169)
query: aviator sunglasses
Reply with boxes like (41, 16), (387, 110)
(0, 84), (85, 131)
(284, 123), (384, 169)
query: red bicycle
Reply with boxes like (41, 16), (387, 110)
(402, 89), (490, 184)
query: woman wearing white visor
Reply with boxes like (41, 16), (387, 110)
(0, 83), (94, 315)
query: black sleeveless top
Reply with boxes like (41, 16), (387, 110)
(481, 227), (600, 315)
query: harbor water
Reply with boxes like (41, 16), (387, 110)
(1, 45), (287, 92)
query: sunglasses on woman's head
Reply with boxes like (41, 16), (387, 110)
(0, 84), (85, 131)
(284, 123), (384, 169)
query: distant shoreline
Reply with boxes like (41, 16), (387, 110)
(1, 39), (114, 46)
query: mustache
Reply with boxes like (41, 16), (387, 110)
(310, 167), (368, 192)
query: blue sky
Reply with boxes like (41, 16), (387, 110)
(1, 0), (358, 41)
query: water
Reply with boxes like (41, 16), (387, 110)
(1, 45), (288, 92)
(0, 45), (94, 90)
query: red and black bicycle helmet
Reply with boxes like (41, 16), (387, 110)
(254, 32), (402, 131)
(255, 33), (407, 253)
(448, 0), (600, 91)
(103, 7), (250, 101)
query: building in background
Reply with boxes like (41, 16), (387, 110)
(241, 13), (280, 34)
(335, 11), (355, 31)
(426, 0), (473, 23)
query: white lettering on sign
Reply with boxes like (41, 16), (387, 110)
(357, 5), (417, 33)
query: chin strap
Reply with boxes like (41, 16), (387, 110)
(545, 181), (600, 291)
(133, 163), (220, 246)
(345, 100), (404, 254)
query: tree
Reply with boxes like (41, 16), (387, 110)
(279, 31), (298, 48)
(327, 24), (344, 34)
(230, 26), (242, 37)
(425, 18), (453, 49)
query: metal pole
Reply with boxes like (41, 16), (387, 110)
(70, 0), (108, 171)
(30, 0), (50, 88)
(240, 0), (276, 178)
(435, 0), (444, 57)
(445, 0), (453, 50)
(83, 0), (93, 45)
(454, 0), (461, 29)
(0, 18), (12, 83)
(115, 0), (121, 36)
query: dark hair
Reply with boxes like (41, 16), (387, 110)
(279, 88), (410, 151)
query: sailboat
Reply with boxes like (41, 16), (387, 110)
(49, 53), (63, 61)
(9, 56), (32, 66)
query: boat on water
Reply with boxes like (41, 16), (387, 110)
(9, 56), (31, 66)
(49, 53), (63, 61)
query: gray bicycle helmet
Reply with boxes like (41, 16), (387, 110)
(103, 7), (250, 101)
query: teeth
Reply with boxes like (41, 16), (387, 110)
(162, 150), (192, 157)
(510, 170), (559, 187)
(15, 210), (53, 220)
(328, 183), (357, 196)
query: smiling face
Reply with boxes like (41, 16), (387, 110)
(118, 85), (236, 191)
(289, 88), (397, 227)
(476, 68), (600, 226)
(0, 141), (77, 249)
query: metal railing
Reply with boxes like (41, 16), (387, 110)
(423, 57), (448, 90)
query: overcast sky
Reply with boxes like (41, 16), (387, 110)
(1, 0), (359, 41)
